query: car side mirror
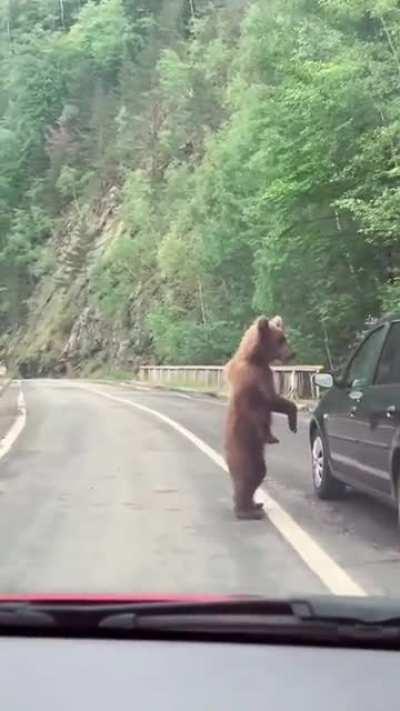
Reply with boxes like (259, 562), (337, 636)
(314, 373), (334, 389)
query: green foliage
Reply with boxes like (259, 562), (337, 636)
(61, 0), (140, 77)
(3, 0), (400, 367)
(380, 280), (400, 315)
(148, 305), (238, 364)
(92, 235), (141, 321)
(91, 170), (160, 322)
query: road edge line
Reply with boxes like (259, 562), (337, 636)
(79, 383), (366, 597)
(0, 382), (26, 461)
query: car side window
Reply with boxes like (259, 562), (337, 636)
(375, 323), (400, 385)
(346, 326), (386, 388)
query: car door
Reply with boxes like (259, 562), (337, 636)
(349, 321), (400, 496)
(324, 325), (388, 483)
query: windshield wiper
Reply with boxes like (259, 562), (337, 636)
(0, 604), (55, 629)
(0, 599), (294, 632)
(2, 597), (400, 647)
(96, 598), (400, 644)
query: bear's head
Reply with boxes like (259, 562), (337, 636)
(259, 315), (295, 364)
(236, 315), (295, 365)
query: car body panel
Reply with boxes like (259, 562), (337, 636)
(349, 384), (400, 496)
(310, 314), (400, 505)
(319, 385), (361, 482)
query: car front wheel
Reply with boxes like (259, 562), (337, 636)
(311, 432), (346, 500)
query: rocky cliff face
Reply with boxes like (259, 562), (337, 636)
(8, 188), (154, 378)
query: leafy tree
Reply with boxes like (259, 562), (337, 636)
(3, 0), (400, 370)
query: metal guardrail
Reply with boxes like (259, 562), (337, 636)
(138, 364), (323, 400)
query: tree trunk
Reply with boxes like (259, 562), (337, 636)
(59, 0), (65, 27)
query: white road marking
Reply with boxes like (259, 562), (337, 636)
(79, 383), (366, 597)
(0, 383), (26, 461)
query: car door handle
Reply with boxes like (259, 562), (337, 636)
(386, 405), (397, 418)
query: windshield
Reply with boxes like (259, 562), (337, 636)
(0, 0), (400, 605)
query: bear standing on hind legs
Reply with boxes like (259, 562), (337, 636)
(224, 315), (298, 520)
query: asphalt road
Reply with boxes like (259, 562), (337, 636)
(0, 379), (399, 598)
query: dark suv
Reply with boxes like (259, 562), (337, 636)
(310, 315), (400, 521)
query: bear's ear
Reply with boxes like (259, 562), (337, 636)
(269, 315), (283, 329)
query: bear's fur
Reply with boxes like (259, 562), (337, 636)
(224, 316), (297, 520)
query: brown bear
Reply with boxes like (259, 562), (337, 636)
(224, 315), (297, 520)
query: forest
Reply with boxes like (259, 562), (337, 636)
(1, 0), (400, 373)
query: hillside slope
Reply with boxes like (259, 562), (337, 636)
(1, 0), (400, 375)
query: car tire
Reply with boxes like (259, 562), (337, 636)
(311, 431), (346, 500)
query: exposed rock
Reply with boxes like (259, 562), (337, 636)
(9, 186), (154, 378)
